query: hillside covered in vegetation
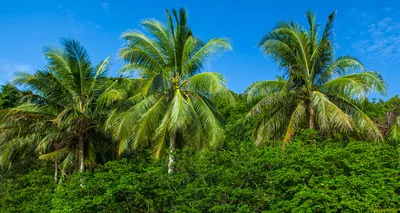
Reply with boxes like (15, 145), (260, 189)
(0, 8), (399, 212)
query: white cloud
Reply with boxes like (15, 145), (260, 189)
(88, 21), (101, 29)
(0, 60), (34, 85)
(346, 9), (376, 24)
(102, 2), (109, 10)
(58, 7), (101, 35)
(351, 13), (400, 62)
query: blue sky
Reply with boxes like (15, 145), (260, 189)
(1, 0), (399, 98)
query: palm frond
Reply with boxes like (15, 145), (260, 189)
(134, 95), (168, 150)
(323, 71), (387, 102)
(312, 91), (353, 134)
(283, 101), (306, 142)
(186, 38), (232, 75)
(387, 117), (400, 143)
(246, 80), (287, 102)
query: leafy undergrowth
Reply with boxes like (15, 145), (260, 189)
(1, 141), (399, 212)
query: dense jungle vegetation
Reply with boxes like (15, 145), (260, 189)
(0, 8), (399, 212)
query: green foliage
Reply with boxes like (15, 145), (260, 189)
(0, 39), (123, 174)
(113, 8), (232, 164)
(247, 11), (386, 145)
(364, 96), (400, 123)
(0, 83), (21, 109)
(2, 141), (399, 212)
(1, 8), (400, 213)
(214, 94), (255, 142)
(363, 96), (400, 145)
(0, 169), (54, 213)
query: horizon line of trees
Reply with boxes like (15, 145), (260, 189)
(1, 8), (399, 182)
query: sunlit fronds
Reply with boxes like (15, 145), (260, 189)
(312, 91), (353, 134)
(91, 56), (112, 91)
(141, 18), (173, 55)
(191, 93), (224, 149)
(246, 80), (287, 102)
(152, 111), (170, 159)
(134, 95), (167, 150)
(259, 32), (300, 70)
(269, 25), (311, 76)
(254, 106), (289, 146)
(97, 89), (125, 107)
(252, 10), (384, 144)
(39, 148), (69, 160)
(323, 72), (386, 102)
(121, 31), (166, 66)
(168, 90), (192, 132)
(337, 98), (383, 141)
(247, 92), (282, 117)
(327, 56), (364, 76)
(120, 46), (165, 74)
(142, 73), (171, 96)
(387, 117), (400, 143)
(186, 38), (232, 75)
(113, 95), (159, 144)
(116, 8), (233, 163)
(283, 101), (306, 142)
(3, 38), (116, 174)
(43, 46), (71, 74)
(316, 56), (364, 84)
(183, 72), (229, 96)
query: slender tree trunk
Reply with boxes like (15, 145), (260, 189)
(54, 159), (58, 183)
(168, 133), (176, 174)
(116, 150), (121, 160)
(309, 108), (315, 129)
(78, 134), (84, 172)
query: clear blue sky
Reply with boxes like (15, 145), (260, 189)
(1, 0), (399, 98)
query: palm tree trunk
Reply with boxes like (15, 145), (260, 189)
(78, 134), (84, 172)
(309, 108), (315, 129)
(116, 150), (121, 160)
(168, 133), (176, 174)
(54, 159), (58, 183)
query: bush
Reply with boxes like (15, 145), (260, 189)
(1, 141), (399, 212)
(0, 169), (55, 213)
(43, 141), (400, 212)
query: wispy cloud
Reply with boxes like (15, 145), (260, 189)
(350, 9), (400, 62)
(57, 5), (102, 35)
(346, 9), (376, 25)
(88, 21), (101, 29)
(102, 2), (109, 11)
(0, 60), (34, 85)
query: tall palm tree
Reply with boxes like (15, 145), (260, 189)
(110, 8), (232, 173)
(246, 11), (386, 145)
(0, 39), (120, 178)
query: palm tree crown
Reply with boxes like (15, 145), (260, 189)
(0, 39), (118, 177)
(110, 8), (232, 172)
(247, 11), (386, 145)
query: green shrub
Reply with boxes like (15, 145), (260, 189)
(45, 141), (400, 212)
(0, 169), (54, 213)
(1, 141), (399, 212)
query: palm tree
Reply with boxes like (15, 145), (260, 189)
(0, 39), (120, 178)
(387, 116), (400, 144)
(246, 11), (386, 146)
(111, 8), (232, 173)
